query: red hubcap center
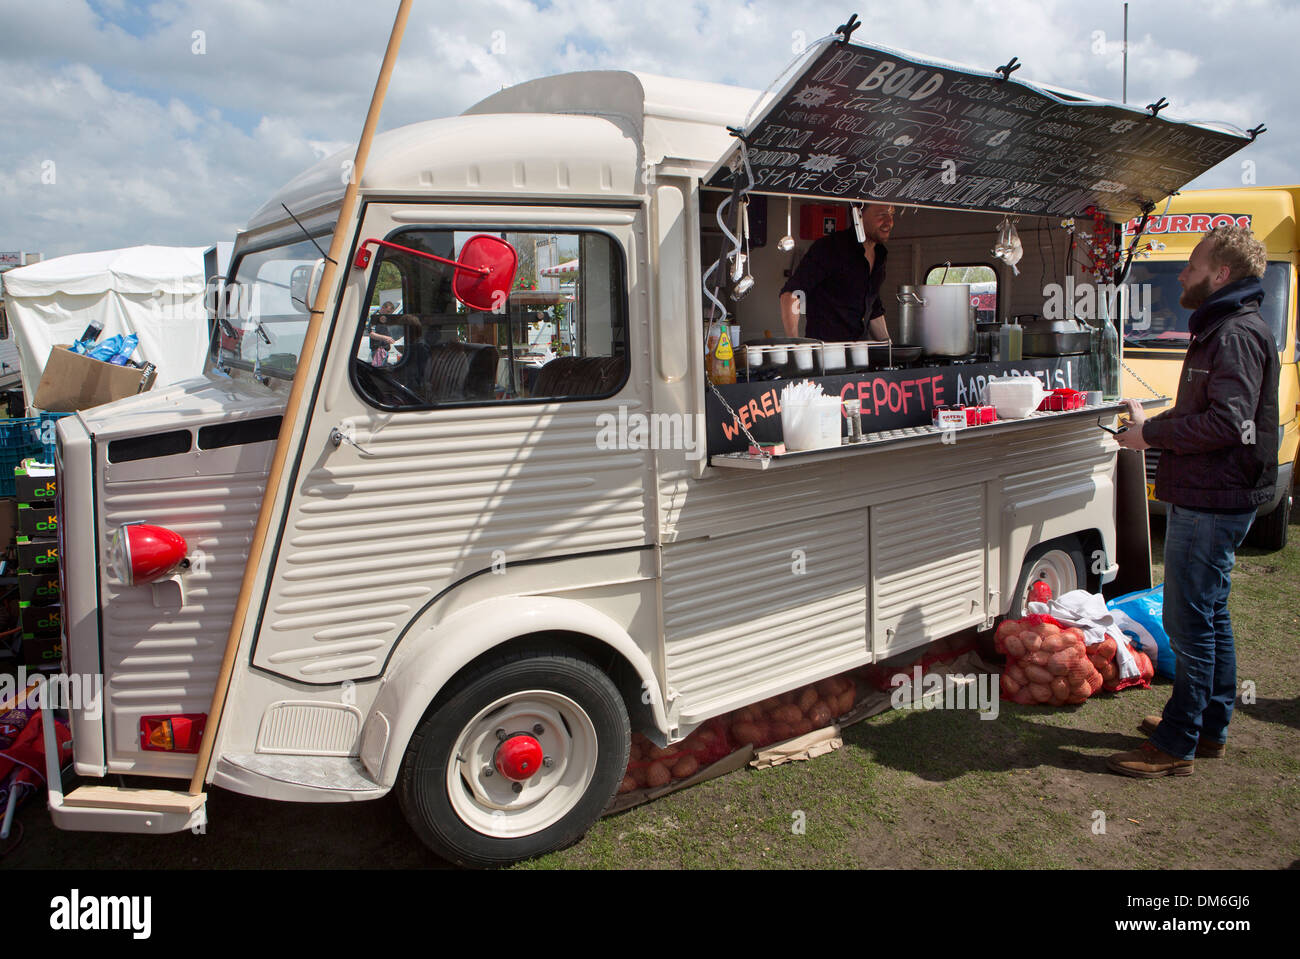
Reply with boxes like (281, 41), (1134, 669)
(494, 734), (544, 781)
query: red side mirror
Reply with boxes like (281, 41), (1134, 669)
(454, 234), (518, 312)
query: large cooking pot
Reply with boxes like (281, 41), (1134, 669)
(889, 285), (923, 345)
(901, 284), (976, 356)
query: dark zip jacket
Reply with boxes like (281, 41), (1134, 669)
(1143, 276), (1279, 510)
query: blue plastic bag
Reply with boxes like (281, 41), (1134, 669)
(108, 333), (138, 365)
(1107, 586), (1173, 678)
(87, 334), (125, 362)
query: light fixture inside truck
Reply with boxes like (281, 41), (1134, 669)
(109, 523), (188, 586)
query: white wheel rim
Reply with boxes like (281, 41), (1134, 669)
(1021, 549), (1079, 614)
(446, 690), (599, 839)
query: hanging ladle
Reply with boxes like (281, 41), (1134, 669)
(778, 196), (794, 251)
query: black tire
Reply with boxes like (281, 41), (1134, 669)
(1246, 491), (1291, 552)
(1011, 537), (1086, 618)
(397, 646), (629, 868)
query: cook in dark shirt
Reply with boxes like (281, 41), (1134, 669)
(779, 203), (894, 341)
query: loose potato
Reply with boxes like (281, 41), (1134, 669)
(645, 761), (671, 788)
(619, 774), (639, 794)
(1050, 677), (1070, 701)
(836, 688), (856, 715)
(1001, 672), (1021, 696)
(791, 718), (814, 736)
(798, 687), (820, 713)
(769, 722), (794, 742)
(731, 722), (763, 747)
(630, 765), (649, 788)
(758, 697), (782, 713)
(1028, 682), (1053, 703)
(1006, 634), (1027, 658)
(1007, 662), (1029, 686)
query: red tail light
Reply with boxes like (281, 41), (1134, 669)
(109, 524), (188, 586)
(140, 714), (206, 753)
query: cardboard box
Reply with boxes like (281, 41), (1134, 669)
(19, 601), (60, 638)
(19, 570), (60, 606)
(33, 345), (156, 413)
(15, 535), (58, 573)
(14, 468), (56, 506)
(17, 504), (57, 539)
(21, 633), (62, 670)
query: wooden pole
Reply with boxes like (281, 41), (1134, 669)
(189, 0), (414, 794)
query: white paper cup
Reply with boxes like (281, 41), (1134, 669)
(769, 346), (789, 364)
(793, 344), (814, 370)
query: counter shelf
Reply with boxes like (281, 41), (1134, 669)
(709, 398), (1168, 471)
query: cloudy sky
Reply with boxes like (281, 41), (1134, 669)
(1, 0), (1294, 260)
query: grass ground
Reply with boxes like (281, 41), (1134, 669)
(4, 515), (1298, 870)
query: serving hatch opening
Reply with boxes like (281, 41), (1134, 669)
(705, 37), (1256, 220)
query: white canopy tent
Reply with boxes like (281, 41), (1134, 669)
(2, 245), (210, 409)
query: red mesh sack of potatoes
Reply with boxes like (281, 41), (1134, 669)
(728, 675), (857, 749)
(996, 616), (1103, 706)
(619, 721), (734, 794)
(1088, 634), (1153, 693)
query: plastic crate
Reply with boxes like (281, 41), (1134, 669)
(0, 415), (69, 496)
(31, 413), (72, 464)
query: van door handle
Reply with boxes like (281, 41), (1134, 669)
(329, 426), (376, 457)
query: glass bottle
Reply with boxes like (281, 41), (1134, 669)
(1100, 317), (1120, 400)
(1098, 292), (1120, 399)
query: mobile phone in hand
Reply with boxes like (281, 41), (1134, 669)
(1097, 416), (1129, 435)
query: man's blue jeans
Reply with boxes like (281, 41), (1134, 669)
(1152, 505), (1256, 759)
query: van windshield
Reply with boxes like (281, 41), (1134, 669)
(216, 234), (330, 378)
(1123, 261), (1289, 351)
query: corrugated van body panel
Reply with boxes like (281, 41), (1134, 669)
(870, 484), (985, 657)
(662, 515), (868, 721)
(98, 440), (274, 775)
(252, 402), (652, 682)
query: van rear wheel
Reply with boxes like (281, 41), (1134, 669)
(397, 647), (629, 868)
(1012, 538), (1086, 617)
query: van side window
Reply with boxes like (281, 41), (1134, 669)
(351, 228), (628, 408)
(924, 263), (998, 324)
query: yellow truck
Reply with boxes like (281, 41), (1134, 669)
(1121, 186), (1299, 549)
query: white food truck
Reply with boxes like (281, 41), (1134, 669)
(40, 34), (1253, 866)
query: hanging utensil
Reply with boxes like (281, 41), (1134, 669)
(731, 199), (755, 300)
(778, 196), (794, 251)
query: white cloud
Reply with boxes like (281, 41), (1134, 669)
(1, 0), (1295, 256)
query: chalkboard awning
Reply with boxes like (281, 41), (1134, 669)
(705, 39), (1254, 220)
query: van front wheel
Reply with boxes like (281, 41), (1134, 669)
(397, 648), (629, 868)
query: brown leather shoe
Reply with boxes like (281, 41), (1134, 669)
(1107, 742), (1194, 778)
(1137, 716), (1226, 758)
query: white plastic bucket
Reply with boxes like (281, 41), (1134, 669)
(783, 396), (843, 451)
